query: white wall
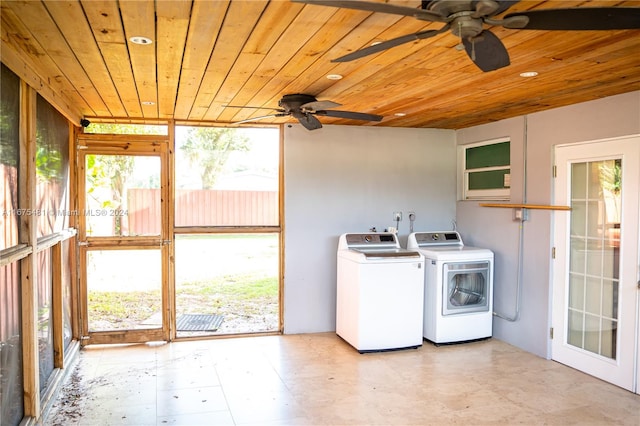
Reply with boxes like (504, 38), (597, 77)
(282, 91), (640, 353)
(456, 91), (640, 358)
(283, 124), (456, 333)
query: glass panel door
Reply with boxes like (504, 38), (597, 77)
(553, 136), (639, 393)
(78, 138), (168, 345)
(567, 160), (620, 359)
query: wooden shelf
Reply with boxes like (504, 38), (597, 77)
(479, 203), (571, 211)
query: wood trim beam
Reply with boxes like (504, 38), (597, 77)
(69, 235), (79, 342)
(19, 80), (40, 418)
(167, 120), (176, 341)
(0, 244), (31, 266)
(84, 329), (165, 345)
(278, 124), (285, 333)
(78, 245), (89, 347)
(70, 127), (80, 341)
(52, 242), (64, 368)
(479, 203), (571, 210)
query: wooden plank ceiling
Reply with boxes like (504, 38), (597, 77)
(2, 0), (639, 129)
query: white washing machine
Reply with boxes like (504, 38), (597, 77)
(407, 231), (494, 344)
(337, 232), (425, 353)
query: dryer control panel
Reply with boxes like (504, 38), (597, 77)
(412, 232), (463, 247)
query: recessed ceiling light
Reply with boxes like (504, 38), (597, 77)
(520, 71), (538, 78)
(130, 36), (153, 45)
(326, 74), (343, 80)
(394, 112), (407, 117)
(141, 101), (155, 105)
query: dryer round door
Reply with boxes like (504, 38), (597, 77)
(442, 261), (490, 315)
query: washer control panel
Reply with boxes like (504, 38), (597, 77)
(344, 233), (397, 247)
(412, 232), (462, 246)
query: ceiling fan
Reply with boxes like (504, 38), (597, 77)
(292, 0), (640, 72)
(226, 93), (383, 130)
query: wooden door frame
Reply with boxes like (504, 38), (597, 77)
(76, 133), (171, 345)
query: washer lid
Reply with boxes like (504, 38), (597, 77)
(354, 248), (421, 259)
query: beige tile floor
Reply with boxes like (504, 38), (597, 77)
(45, 333), (640, 425)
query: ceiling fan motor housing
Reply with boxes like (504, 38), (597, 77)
(278, 93), (318, 113)
(427, 0), (500, 16)
(427, 1), (497, 39)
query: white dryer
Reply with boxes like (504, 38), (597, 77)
(337, 233), (424, 353)
(407, 231), (494, 344)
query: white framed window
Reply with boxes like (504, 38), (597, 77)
(458, 138), (510, 200)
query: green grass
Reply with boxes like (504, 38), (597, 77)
(89, 273), (278, 328)
(179, 274), (277, 299)
(88, 290), (162, 322)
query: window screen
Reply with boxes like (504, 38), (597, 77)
(36, 95), (70, 237)
(461, 140), (510, 200)
(1, 64), (21, 249)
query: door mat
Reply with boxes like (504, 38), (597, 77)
(176, 314), (224, 331)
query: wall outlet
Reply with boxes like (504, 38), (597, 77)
(393, 211), (402, 221)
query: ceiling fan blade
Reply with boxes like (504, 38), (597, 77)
(333, 26), (448, 62)
(470, 0), (501, 18)
(316, 110), (383, 122)
(462, 30), (510, 72)
(301, 100), (341, 111)
(298, 113), (323, 130)
(223, 104), (283, 112)
(234, 113), (287, 124)
(292, 0), (446, 22)
(485, 0), (520, 17)
(504, 8), (640, 30)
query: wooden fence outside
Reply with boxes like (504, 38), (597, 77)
(1, 164), (19, 250)
(1, 261), (20, 341)
(128, 188), (278, 234)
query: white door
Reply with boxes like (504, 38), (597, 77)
(552, 135), (640, 393)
